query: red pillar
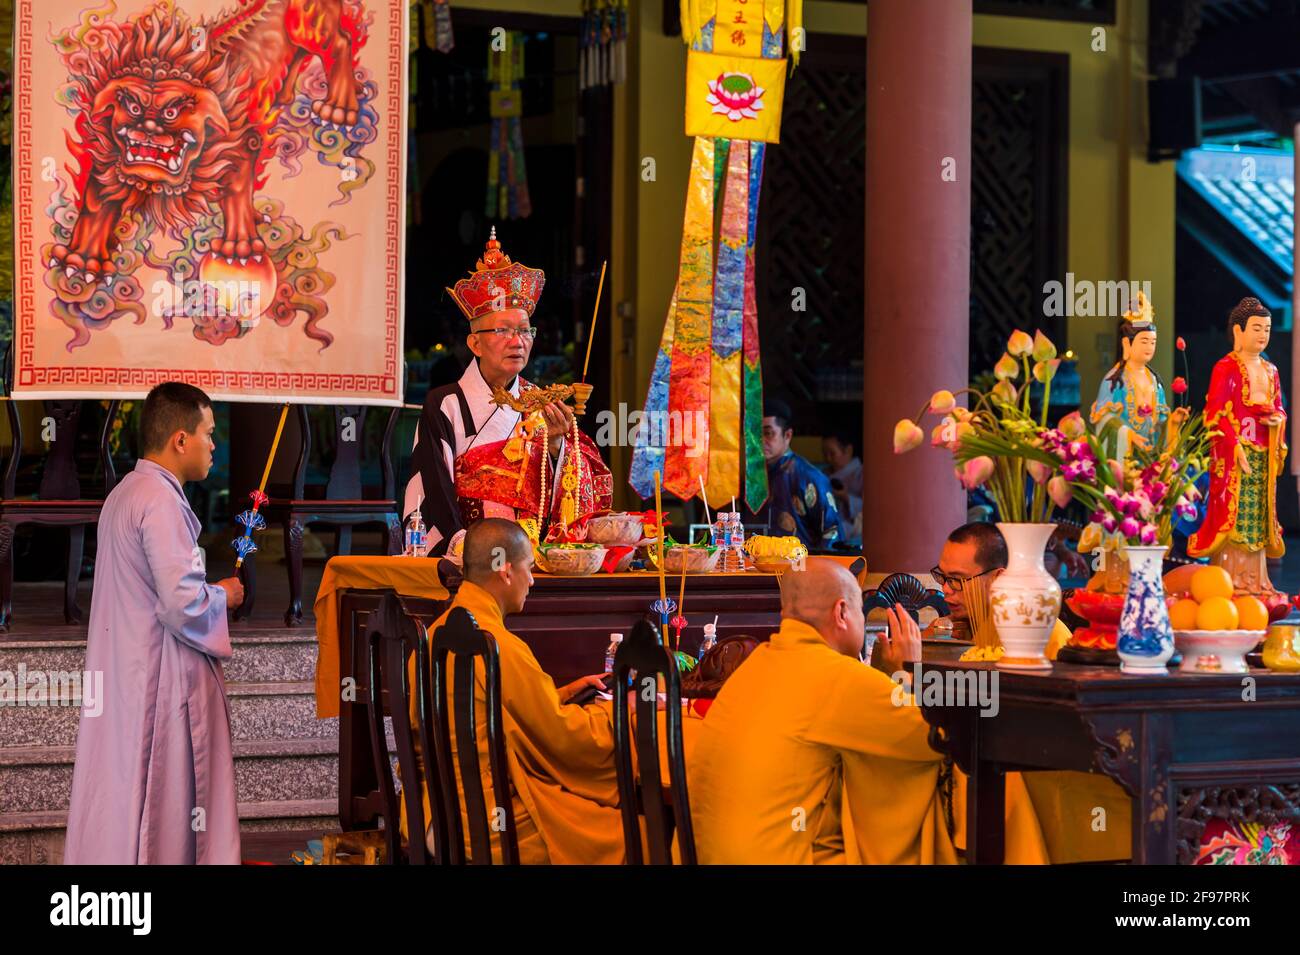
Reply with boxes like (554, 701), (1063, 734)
(863, 0), (972, 574)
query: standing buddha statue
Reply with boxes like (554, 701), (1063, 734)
(1188, 296), (1287, 596)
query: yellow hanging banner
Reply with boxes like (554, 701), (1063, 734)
(684, 50), (786, 143)
(712, 0), (765, 56)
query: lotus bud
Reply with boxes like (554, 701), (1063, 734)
(929, 390), (956, 415)
(893, 419), (924, 455)
(994, 353), (1020, 381)
(1026, 460), (1052, 485)
(959, 456), (996, 490)
(1032, 330), (1057, 362)
(1058, 411), (1087, 439)
(1047, 475), (1073, 508)
(1007, 330), (1034, 358)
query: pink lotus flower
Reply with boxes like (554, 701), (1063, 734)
(994, 354), (1020, 381)
(1107, 459), (1124, 485)
(929, 390), (956, 414)
(958, 456), (996, 490)
(1047, 475), (1072, 508)
(1007, 330), (1034, 358)
(1026, 460), (1052, 484)
(1032, 330), (1058, 362)
(1119, 516), (1141, 538)
(1058, 411), (1087, 439)
(893, 419), (924, 454)
(1172, 376), (1187, 395)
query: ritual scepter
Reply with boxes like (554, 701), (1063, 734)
(232, 403), (290, 571)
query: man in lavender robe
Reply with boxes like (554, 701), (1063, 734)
(64, 383), (245, 864)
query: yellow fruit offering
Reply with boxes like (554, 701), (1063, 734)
(1169, 597), (1200, 631)
(1196, 595), (1240, 631)
(1190, 565), (1235, 603)
(1233, 595), (1269, 631)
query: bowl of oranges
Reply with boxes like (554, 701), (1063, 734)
(1168, 566), (1267, 674)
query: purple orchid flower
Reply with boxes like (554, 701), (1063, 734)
(1119, 516), (1141, 538)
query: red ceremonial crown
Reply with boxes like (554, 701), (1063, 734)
(446, 227), (545, 321)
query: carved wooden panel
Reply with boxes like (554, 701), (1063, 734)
(969, 51), (1068, 379)
(754, 41), (1067, 425)
(1177, 782), (1300, 865)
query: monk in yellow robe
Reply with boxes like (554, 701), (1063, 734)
(689, 558), (957, 864)
(930, 522), (1130, 863)
(401, 518), (623, 863)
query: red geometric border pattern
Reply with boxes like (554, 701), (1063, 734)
(12, 0), (405, 404)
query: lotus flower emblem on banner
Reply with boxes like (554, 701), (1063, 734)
(707, 72), (765, 121)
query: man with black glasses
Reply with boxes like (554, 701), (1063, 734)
(404, 229), (612, 553)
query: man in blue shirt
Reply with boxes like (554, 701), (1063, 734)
(748, 398), (844, 550)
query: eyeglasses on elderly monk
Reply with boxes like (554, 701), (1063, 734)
(929, 566), (995, 589)
(473, 325), (538, 340)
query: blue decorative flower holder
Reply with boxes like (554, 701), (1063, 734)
(1116, 545), (1174, 674)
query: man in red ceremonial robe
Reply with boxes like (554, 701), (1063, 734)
(405, 229), (612, 554)
(1188, 297), (1287, 595)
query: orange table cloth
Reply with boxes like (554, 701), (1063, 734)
(313, 553), (863, 719)
(313, 555), (450, 718)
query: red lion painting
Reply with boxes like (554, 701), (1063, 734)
(40, 0), (380, 348)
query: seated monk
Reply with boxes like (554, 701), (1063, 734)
(688, 558), (957, 864)
(401, 518), (622, 863)
(929, 521), (1131, 864)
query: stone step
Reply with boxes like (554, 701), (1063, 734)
(1, 680), (337, 749)
(1, 806), (340, 865)
(0, 629), (321, 685)
(0, 737), (340, 818)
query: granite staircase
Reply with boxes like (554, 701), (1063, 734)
(0, 625), (340, 864)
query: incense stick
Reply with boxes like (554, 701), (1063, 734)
(580, 260), (607, 383)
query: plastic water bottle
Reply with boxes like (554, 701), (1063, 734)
(604, 633), (622, 674)
(405, 513), (427, 558)
(698, 621), (717, 661)
(730, 513), (746, 571)
(719, 512), (735, 572)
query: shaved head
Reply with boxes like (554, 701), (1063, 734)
(779, 558), (866, 657)
(781, 558), (860, 625)
(463, 518), (531, 584)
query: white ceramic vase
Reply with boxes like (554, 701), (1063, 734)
(990, 522), (1062, 670)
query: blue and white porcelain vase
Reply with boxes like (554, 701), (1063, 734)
(1116, 545), (1174, 674)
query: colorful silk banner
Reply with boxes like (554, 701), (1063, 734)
(12, 0), (407, 405)
(631, 1), (795, 509)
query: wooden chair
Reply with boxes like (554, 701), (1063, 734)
(612, 617), (697, 865)
(863, 572), (949, 623)
(240, 405), (403, 625)
(429, 605), (519, 865)
(364, 591), (447, 864)
(0, 362), (120, 629)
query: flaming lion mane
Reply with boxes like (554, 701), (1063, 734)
(67, 6), (252, 234)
